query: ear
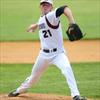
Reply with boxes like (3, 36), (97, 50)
(51, 5), (53, 10)
(52, 6), (53, 9)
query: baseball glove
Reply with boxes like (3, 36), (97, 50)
(66, 23), (84, 41)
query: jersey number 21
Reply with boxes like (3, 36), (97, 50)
(42, 30), (52, 38)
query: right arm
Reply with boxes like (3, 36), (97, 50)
(27, 23), (38, 33)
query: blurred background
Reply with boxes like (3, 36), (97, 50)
(0, 0), (100, 41)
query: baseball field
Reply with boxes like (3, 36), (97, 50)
(0, 0), (100, 100)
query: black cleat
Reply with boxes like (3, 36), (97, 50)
(73, 95), (87, 100)
(8, 90), (20, 97)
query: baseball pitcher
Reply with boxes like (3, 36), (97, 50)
(8, 0), (86, 100)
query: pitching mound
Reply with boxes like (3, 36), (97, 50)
(0, 93), (92, 100)
(0, 93), (71, 100)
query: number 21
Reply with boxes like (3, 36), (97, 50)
(42, 30), (52, 38)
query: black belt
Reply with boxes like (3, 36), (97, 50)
(43, 48), (57, 53)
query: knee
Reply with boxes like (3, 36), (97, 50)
(61, 66), (72, 76)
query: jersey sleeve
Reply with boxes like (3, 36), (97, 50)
(56, 5), (68, 17)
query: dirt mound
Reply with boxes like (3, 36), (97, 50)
(0, 93), (93, 100)
(0, 93), (71, 100)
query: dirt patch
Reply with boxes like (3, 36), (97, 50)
(0, 93), (71, 100)
(0, 93), (93, 100)
(0, 40), (100, 63)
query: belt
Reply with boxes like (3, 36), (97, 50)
(43, 48), (57, 53)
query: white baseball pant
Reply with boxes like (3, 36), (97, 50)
(16, 50), (80, 97)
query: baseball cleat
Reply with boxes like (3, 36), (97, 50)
(73, 95), (87, 100)
(8, 90), (20, 97)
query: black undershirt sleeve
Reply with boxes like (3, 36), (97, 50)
(56, 5), (68, 18)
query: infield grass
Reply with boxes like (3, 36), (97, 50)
(0, 0), (100, 41)
(0, 62), (100, 99)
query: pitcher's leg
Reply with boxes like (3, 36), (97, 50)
(16, 53), (49, 93)
(52, 53), (80, 97)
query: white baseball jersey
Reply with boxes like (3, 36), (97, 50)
(16, 8), (80, 98)
(38, 9), (64, 51)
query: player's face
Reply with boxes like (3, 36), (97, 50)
(40, 2), (53, 15)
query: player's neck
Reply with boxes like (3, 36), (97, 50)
(41, 12), (48, 16)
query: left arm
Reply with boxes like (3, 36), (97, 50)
(64, 7), (75, 24)
(56, 6), (84, 41)
(56, 5), (75, 24)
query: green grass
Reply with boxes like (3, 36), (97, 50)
(0, 62), (100, 99)
(0, 0), (100, 41)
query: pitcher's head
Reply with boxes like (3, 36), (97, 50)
(40, 0), (53, 15)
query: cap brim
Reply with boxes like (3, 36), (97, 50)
(40, 1), (53, 5)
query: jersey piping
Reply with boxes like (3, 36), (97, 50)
(45, 16), (60, 29)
